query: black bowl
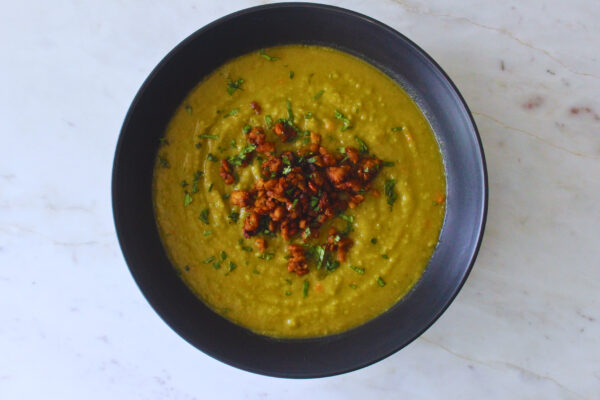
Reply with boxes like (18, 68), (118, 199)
(112, 3), (487, 378)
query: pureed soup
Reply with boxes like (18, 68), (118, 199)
(153, 45), (446, 338)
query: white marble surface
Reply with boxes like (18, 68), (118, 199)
(1, 0), (599, 398)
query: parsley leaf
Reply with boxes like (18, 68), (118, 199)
(334, 110), (352, 131)
(184, 192), (193, 206)
(384, 179), (397, 209)
(354, 136), (368, 153)
(199, 208), (209, 224)
(259, 49), (278, 61)
(227, 78), (244, 95)
(313, 90), (324, 100)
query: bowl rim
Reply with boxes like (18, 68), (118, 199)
(112, 2), (488, 378)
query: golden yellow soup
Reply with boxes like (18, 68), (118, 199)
(153, 45), (445, 338)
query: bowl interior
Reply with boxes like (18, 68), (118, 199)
(112, 3), (487, 378)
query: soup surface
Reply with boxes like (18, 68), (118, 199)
(153, 45), (445, 337)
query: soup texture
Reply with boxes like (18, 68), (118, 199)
(153, 45), (445, 337)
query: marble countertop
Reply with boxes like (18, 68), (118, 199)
(1, 0), (598, 398)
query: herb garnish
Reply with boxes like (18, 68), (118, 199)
(265, 115), (273, 128)
(228, 143), (257, 166)
(184, 192), (193, 206)
(285, 290), (292, 296)
(228, 211), (240, 223)
(185, 104), (193, 114)
(224, 108), (239, 118)
(334, 110), (352, 131)
(304, 112), (313, 119)
(259, 252), (275, 261)
(208, 183), (213, 192)
(381, 254), (389, 259)
(313, 90), (324, 100)
(259, 49), (278, 61)
(349, 284), (358, 289)
(198, 133), (218, 140)
(377, 277), (386, 287)
(184, 265), (190, 271)
(391, 126), (404, 132)
(199, 208), (209, 224)
(339, 213), (354, 235)
(354, 136), (368, 153)
(207, 153), (218, 162)
(180, 180), (188, 188)
(349, 265), (365, 274)
(384, 178), (397, 209)
(242, 124), (252, 134)
(220, 251), (227, 261)
(227, 78), (244, 95)
(303, 280), (309, 297)
(158, 156), (170, 168)
(289, 71), (294, 79)
(382, 161), (395, 167)
(203, 256), (215, 264)
(204, 230), (211, 236)
(286, 100), (294, 123)
(370, 237), (378, 244)
(228, 261), (237, 272)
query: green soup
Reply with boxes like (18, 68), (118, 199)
(153, 45), (446, 337)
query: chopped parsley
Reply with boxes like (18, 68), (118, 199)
(285, 290), (292, 296)
(199, 208), (209, 224)
(354, 136), (368, 153)
(289, 71), (294, 79)
(242, 124), (252, 134)
(265, 115), (273, 128)
(252, 269), (260, 274)
(203, 230), (211, 236)
(228, 143), (257, 166)
(304, 112), (313, 119)
(370, 237), (378, 244)
(158, 156), (170, 168)
(382, 161), (395, 167)
(198, 133), (218, 140)
(241, 245), (253, 252)
(228, 261), (236, 272)
(223, 108), (239, 118)
(391, 126), (404, 132)
(334, 110), (352, 131)
(349, 284), (358, 289)
(282, 165), (292, 175)
(203, 256), (215, 264)
(384, 178), (397, 209)
(303, 280), (309, 297)
(184, 192), (193, 206)
(313, 90), (324, 100)
(325, 258), (340, 272)
(228, 211), (240, 223)
(206, 153), (218, 162)
(227, 78), (244, 95)
(259, 49), (278, 61)
(220, 251), (227, 261)
(207, 183), (213, 192)
(180, 180), (188, 187)
(339, 213), (354, 235)
(286, 100), (294, 123)
(212, 261), (221, 270)
(349, 265), (365, 274)
(259, 252), (275, 261)
(184, 265), (190, 271)
(185, 104), (193, 114)
(381, 254), (389, 259)
(377, 277), (386, 287)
